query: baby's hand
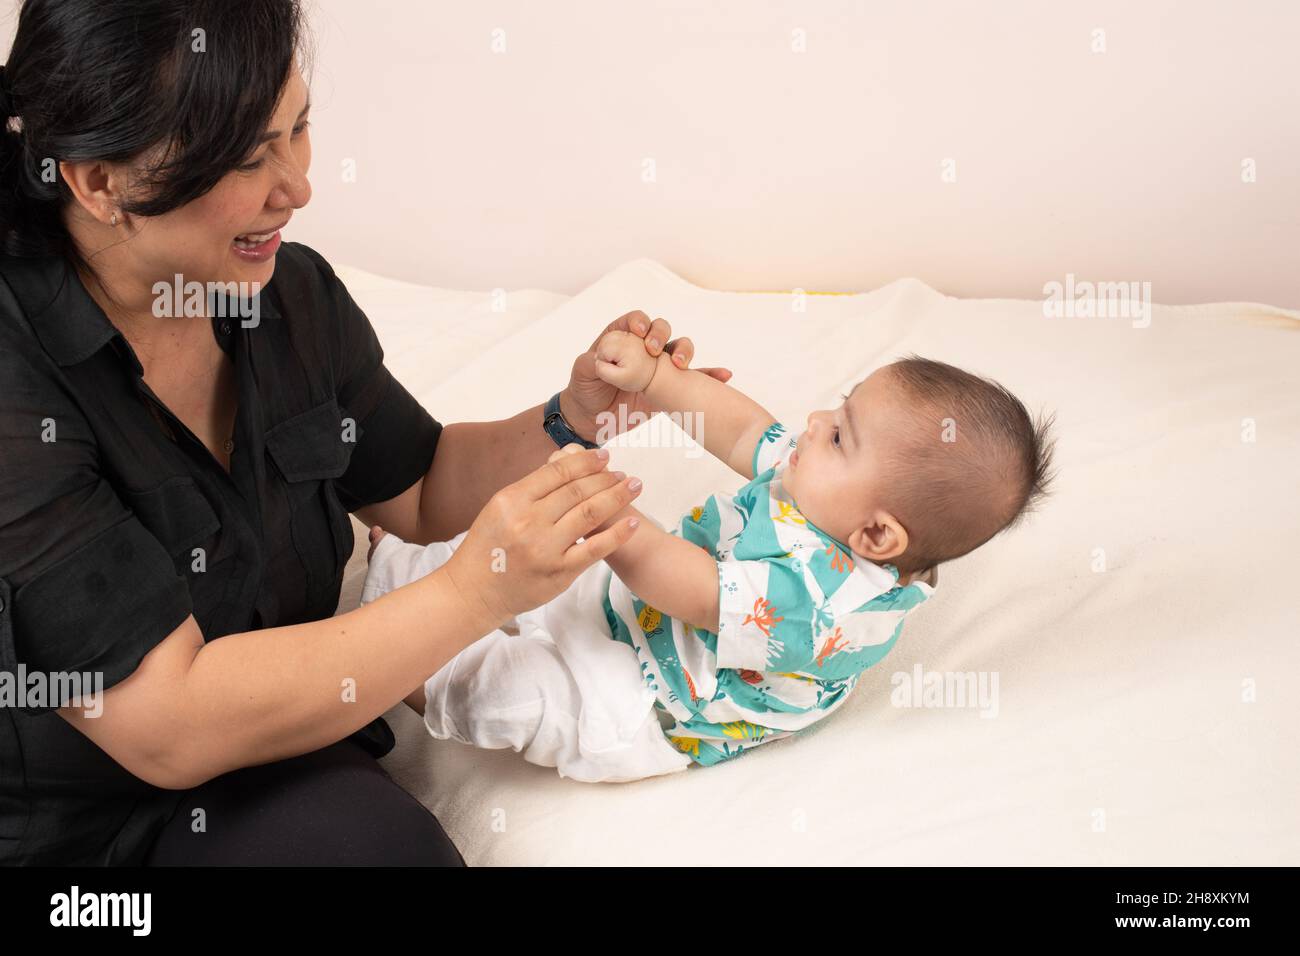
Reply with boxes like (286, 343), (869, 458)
(594, 329), (660, 392)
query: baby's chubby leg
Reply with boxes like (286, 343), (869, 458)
(362, 536), (583, 767)
(423, 629), (689, 783)
(360, 525), (474, 715)
(359, 525), (469, 605)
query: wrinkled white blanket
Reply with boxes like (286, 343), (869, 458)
(337, 259), (1300, 865)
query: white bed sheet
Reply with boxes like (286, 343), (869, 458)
(334, 258), (1299, 865)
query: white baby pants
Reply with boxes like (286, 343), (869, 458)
(360, 531), (692, 783)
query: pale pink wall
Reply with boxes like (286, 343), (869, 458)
(292, 0), (1296, 306)
(7, 1), (1298, 305)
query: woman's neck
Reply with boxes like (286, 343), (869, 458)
(75, 261), (223, 386)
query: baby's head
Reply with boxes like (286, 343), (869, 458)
(783, 355), (1056, 581)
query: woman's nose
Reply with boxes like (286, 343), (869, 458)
(271, 163), (312, 210)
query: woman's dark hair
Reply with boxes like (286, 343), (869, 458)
(1, 0), (311, 278)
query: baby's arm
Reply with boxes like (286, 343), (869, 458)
(598, 504), (720, 633)
(596, 331), (776, 480)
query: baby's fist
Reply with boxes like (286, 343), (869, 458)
(594, 329), (659, 392)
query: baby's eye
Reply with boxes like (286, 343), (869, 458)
(832, 427), (840, 447)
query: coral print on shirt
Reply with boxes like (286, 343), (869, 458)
(601, 421), (936, 766)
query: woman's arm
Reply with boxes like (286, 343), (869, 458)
(355, 311), (732, 545)
(60, 449), (644, 789)
(61, 568), (504, 789)
(410, 399), (576, 543)
(359, 395), (617, 546)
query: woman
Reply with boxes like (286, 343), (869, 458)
(0, 0), (727, 865)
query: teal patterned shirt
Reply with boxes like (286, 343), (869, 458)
(602, 422), (938, 767)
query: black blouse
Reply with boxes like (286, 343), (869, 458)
(0, 241), (442, 864)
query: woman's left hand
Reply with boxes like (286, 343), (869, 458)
(560, 309), (732, 443)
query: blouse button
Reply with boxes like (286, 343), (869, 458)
(220, 320), (232, 335)
(223, 439), (235, 453)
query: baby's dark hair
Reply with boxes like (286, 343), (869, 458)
(878, 355), (1057, 576)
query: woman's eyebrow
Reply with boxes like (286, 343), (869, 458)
(254, 99), (312, 145)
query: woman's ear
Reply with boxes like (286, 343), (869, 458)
(60, 158), (128, 227)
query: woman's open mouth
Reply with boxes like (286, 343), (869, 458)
(232, 227), (284, 261)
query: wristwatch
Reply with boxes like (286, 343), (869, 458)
(543, 392), (599, 450)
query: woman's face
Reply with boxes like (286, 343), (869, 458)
(116, 69), (314, 294)
(194, 68), (313, 289)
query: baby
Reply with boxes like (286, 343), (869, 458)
(361, 333), (1055, 781)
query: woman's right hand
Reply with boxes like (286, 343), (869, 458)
(440, 445), (642, 624)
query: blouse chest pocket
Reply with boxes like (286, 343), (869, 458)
(264, 398), (357, 604)
(120, 476), (222, 569)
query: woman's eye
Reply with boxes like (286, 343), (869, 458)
(237, 123), (309, 172)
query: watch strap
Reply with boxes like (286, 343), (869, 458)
(543, 392), (599, 450)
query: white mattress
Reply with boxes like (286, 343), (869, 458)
(334, 258), (1300, 865)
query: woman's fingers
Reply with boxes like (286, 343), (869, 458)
(556, 473), (643, 543)
(664, 336), (695, 368)
(547, 444), (585, 465)
(538, 468), (627, 522)
(518, 446), (611, 500)
(663, 341), (731, 381)
(590, 310), (671, 356)
(643, 316), (672, 355)
(565, 516), (641, 573)
(589, 309), (651, 351)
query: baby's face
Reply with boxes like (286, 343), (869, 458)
(783, 367), (909, 565)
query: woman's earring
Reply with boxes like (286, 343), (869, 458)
(110, 211), (119, 227)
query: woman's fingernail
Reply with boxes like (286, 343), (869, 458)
(628, 477), (642, 492)
(674, 353), (686, 367)
(647, 337), (661, 352)
(596, 448), (610, 459)
(628, 518), (640, 529)
(612, 470), (626, 481)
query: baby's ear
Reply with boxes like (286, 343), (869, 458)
(849, 514), (908, 563)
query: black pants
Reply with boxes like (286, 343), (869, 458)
(143, 738), (466, 866)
